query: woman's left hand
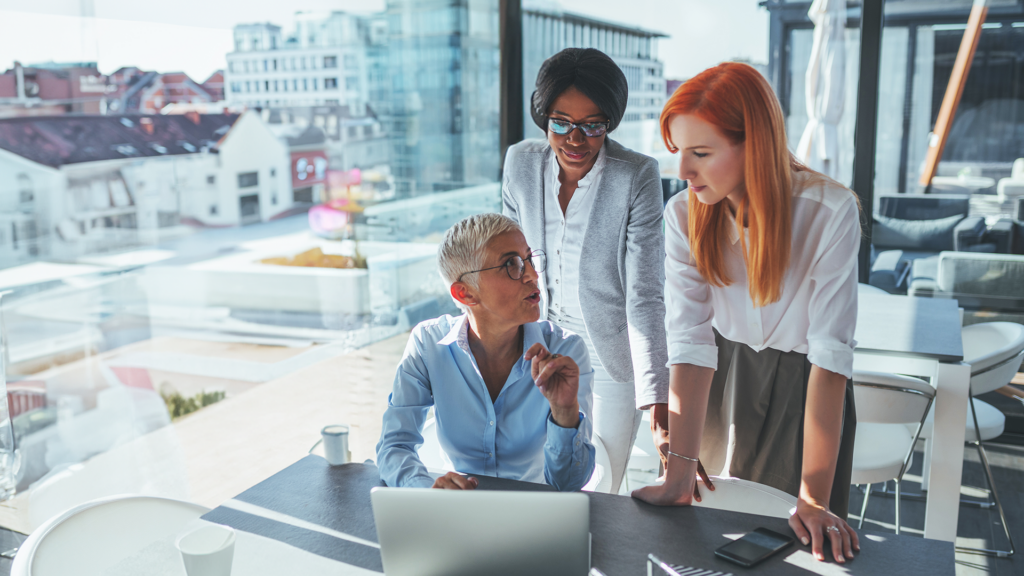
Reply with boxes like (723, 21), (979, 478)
(788, 498), (860, 563)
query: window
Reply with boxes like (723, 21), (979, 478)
(237, 171), (259, 188)
(0, 0), (506, 517)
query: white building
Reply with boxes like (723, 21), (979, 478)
(225, 13), (382, 110)
(522, 0), (668, 156)
(0, 112), (291, 266)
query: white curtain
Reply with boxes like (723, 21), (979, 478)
(795, 0), (846, 180)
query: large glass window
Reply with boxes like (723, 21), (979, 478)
(0, 0), (502, 528)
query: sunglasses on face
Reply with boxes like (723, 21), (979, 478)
(458, 250), (547, 282)
(547, 118), (610, 138)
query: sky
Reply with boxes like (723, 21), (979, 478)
(0, 0), (768, 81)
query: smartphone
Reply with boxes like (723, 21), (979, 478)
(714, 527), (795, 568)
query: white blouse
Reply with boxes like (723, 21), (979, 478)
(543, 146), (607, 320)
(663, 170), (860, 379)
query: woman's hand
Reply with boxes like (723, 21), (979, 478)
(431, 471), (479, 490)
(631, 459), (714, 505)
(788, 498), (859, 563)
(526, 343), (580, 428)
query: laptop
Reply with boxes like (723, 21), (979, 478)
(370, 487), (590, 576)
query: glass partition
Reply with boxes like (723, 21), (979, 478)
(0, 0), (501, 528)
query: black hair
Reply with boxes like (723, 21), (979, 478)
(530, 48), (628, 133)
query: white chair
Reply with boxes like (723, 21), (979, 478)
(622, 411), (661, 494)
(997, 158), (1024, 202)
(12, 495), (209, 576)
(858, 283), (889, 296)
(418, 417), (450, 472)
(691, 477), (798, 519)
(850, 371), (934, 535)
(916, 321), (1024, 557)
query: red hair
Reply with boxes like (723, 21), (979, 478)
(661, 62), (802, 307)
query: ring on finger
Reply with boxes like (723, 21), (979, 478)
(826, 526), (840, 533)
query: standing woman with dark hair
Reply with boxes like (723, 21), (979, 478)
(503, 48), (670, 495)
(632, 62), (861, 564)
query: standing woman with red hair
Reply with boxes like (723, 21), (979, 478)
(632, 62), (861, 564)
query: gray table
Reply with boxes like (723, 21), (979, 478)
(203, 456), (954, 576)
(854, 292), (970, 542)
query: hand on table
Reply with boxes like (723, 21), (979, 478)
(525, 343), (580, 429)
(431, 471), (478, 490)
(630, 459), (714, 505)
(788, 498), (859, 563)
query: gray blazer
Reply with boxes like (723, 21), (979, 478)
(502, 138), (669, 409)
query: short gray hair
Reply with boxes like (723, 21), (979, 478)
(438, 214), (522, 307)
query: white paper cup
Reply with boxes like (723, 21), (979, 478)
(322, 424), (350, 465)
(176, 524), (236, 576)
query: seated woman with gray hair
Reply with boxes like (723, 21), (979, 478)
(376, 213), (596, 491)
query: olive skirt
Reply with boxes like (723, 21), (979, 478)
(700, 330), (857, 520)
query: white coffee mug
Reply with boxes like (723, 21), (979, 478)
(176, 524), (236, 576)
(322, 424), (350, 465)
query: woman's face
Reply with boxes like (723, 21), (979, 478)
(669, 114), (746, 211)
(462, 231), (542, 327)
(546, 86), (608, 175)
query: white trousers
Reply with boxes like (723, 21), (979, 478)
(550, 311), (642, 494)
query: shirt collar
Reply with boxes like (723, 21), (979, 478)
(436, 314), (545, 369)
(721, 205), (741, 245)
(548, 143), (607, 194)
(437, 313), (472, 355)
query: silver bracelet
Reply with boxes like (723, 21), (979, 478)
(668, 451), (699, 463)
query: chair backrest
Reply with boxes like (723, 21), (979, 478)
(858, 283), (889, 296)
(876, 193), (970, 221)
(936, 252), (1024, 301)
(853, 371), (934, 425)
(1013, 158), (1024, 180)
(690, 477), (797, 519)
(962, 321), (1024, 367)
(417, 417), (449, 471)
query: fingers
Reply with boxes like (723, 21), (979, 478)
(525, 342), (549, 362)
(692, 478), (702, 503)
(788, 514), (811, 548)
(826, 523), (844, 563)
(848, 521), (860, 552)
(696, 460), (715, 491)
(534, 355), (578, 388)
(839, 523), (854, 561)
(528, 345), (552, 381)
(432, 472), (478, 490)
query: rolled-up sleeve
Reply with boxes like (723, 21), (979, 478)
(375, 334), (435, 488)
(806, 196), (860, 379)
(664, 195), (718, 369)
(543, 333), (596, 491)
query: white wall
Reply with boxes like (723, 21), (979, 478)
(216, 111), (293, 224)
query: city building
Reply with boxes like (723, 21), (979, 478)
(0, 62), (112, 117)
(0, 111), (291, 266)
(522, 0), (668, 156)
(262, 104), (389, 174)
(224, 15), (377, 110)
(109, 72), (222, 115)
(384, 0), (502, 195)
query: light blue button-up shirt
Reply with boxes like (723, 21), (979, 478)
(375, 314), (595, 491)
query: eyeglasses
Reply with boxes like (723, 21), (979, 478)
(458, 250), (546, 282)
(547, 118), (610, 138)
